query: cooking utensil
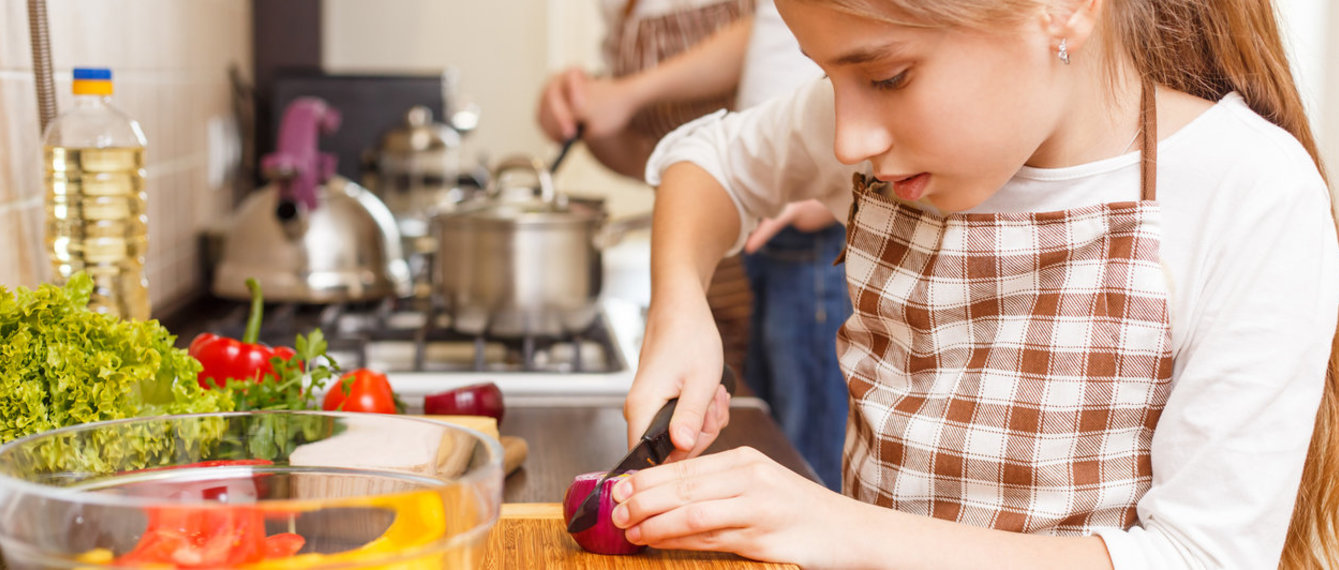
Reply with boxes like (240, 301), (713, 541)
(549, 123), (585, 173)
(566, 366), (738, 534)
(213, 98), (410, 303)
(431, 155), (607, 337)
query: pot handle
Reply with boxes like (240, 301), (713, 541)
(487, 155), (558, 205)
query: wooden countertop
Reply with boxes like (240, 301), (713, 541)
(497, 398), (818, 503)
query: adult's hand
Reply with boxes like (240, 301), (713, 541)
(536, 67), (587, 142)
(569, 75), (645, 140)
(743, 199), (838, 254)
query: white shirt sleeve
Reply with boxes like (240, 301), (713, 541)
(1091, 117), (1339, 568)
(644, 78), (857, 254)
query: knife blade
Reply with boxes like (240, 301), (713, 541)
(566, 365), (737, 534)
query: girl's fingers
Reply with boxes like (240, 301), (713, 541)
(678, 386), (731, 460)
(623, 446), (761, 493)
(667, 365), (732, 454)
(624, 366), (684, 448)
(615, 448), (764, 525)
(624, 498), (756, 549)
(615, 462), (743, 529)
(634, 526), (748, 553)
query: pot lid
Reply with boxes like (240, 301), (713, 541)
(377, 106), (460, 154)
(440, 197), (605, 226)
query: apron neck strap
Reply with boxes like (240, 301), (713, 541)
(1139, 77), (1158, 202)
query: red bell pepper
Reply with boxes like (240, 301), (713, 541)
(189, 279), (296, 390)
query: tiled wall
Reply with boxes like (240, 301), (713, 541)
(0, 0), (250, 315)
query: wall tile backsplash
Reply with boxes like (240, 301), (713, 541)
(0, 0), (250, 315)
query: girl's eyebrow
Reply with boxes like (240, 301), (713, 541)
(803, 41), (909, 67)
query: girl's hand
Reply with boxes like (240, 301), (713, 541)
(625, 286), (730, 460)
(610, 447), (856, 568)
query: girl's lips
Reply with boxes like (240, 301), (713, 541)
(891, 173), (929, 201)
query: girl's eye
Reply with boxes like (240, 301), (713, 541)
(870, 71), (908, 91)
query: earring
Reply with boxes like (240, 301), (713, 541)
(1058, 38), (1071, 65)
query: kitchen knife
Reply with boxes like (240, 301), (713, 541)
(566, 365), (738, 534)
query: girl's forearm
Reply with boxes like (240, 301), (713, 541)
(650, 162), (743, 297)
(839, 501), (1114, 570)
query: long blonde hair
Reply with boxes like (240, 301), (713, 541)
(803, 0), (1338, 567)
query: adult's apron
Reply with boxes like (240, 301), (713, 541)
(836, 80), (1172, 534)
(606, 0), (756, 377)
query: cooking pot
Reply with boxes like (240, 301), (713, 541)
(431, 155), (647, 337)
(362, 105), (471, 239)
(213, 98), (411, 303)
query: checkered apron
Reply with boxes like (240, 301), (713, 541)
(836, 82), (1172, 534)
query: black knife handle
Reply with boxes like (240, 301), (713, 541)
(721, 364), (738, 396)
(645, 365), (737, 437)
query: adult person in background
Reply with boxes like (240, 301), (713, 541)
(536, 0), (852, 489)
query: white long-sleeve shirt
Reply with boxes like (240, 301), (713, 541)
(646, 78), (1339, 569)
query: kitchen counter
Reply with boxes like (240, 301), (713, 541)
(499, 398), (817, 503)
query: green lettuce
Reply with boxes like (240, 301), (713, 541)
(0, 274), (233, 445)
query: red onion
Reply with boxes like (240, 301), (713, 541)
(423, 382), (504, 424)
(562, 471), (645, 555)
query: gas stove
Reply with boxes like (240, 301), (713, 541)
(196, 295), (645, 406)
(185, 227), (653, 406)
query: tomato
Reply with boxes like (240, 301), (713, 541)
(322, 368), (398, 414)
(263, 533), (307, 559)
(116, 505), (267, 567)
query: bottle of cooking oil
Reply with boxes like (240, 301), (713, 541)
(44, 68), (150, 320)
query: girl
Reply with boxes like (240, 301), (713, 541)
(616, 0), (1339, 568)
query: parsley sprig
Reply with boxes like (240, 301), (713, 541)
(222, 329), (340, 412)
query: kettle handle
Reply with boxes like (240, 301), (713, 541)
(487, 155), (558, 205)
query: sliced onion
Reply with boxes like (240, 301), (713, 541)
(562, 471), (645, 555)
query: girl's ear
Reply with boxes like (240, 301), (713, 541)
(1042, 0), (1103, 56)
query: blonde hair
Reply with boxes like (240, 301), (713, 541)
(800, 0), (1338, 567)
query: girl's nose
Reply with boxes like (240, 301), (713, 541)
(831, 87), (893, 166)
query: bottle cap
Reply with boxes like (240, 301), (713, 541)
(72, 67), (113, 96)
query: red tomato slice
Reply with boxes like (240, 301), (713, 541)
(263, 532), (307, 559)
(116, 505), (269, 567)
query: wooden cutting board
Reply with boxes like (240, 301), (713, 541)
(421, 415), (527, 476)
(481, 503), (798, 569)
(422, 415), (499, 441)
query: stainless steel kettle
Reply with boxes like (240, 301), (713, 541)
(213, 98), (410, 303)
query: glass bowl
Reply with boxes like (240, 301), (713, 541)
(0, 411), (503, 569)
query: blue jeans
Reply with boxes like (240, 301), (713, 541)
(742, 224), (852, 490)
